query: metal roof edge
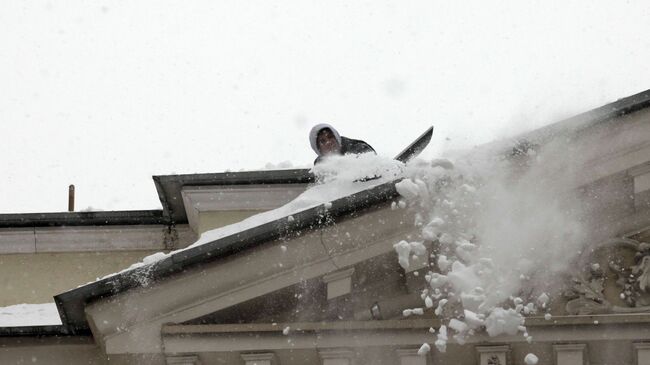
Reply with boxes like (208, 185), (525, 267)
(0, 324), (91, 337)
(152, 169), (314, 187)
(0, 210), (169, 228)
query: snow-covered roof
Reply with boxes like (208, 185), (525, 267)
(0, 303), (61, 327)
(56, 171), (402, 332)
(4, 87), (650, 334)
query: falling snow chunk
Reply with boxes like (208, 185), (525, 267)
(447, 261), (480, 294)
(461, 292), (486, 313)
(395, 178), (420, 200)
(544, 313), (552, 320)
(460, 184), (477, 193)
(394, 241), (412, 269)
(394, 240), (427, 269)
(435, 325), (448, 352)
(422, 224), (437, 240)
(429, 217), (444, 226)
(437, 255), (451, 271)
(438, 233), (454, 245)
(282, 326), (290, 335)
(417, 343), (431, 356)
(280, 245), (287, 252)
(435, 299), (448, 316)
(403, 308), (424, 317)
(434, 339), (447, 353)
(448, 318), (469, 333)
(324, 202), (332, 209)
(410, 241), (427, 256)
(463, 309), (485, 329)
(287, 215), (295, 222)
(429, 327), (436, 333)
(537, 293), (550, 307)
(524, 353), (539, 365)
(484, 308), (524, 337)
(398, 200), (407, 209)
(425, 296), (434, 308)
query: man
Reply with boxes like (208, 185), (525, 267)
(309, 124), (376, 164)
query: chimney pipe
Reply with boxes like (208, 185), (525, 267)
(68, 185), (75, 212)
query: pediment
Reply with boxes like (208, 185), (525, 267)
(184, 250), (423, 326)
(82, 203), (417, 354)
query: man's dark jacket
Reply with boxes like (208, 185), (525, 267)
(314, 136), (376, 164)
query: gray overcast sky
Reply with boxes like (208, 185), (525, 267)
(1, 1), (649, 213)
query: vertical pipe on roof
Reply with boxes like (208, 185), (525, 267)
(68, 185), (75, 212)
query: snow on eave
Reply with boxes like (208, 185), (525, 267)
(54, 179), (401, 332)
(0, 303), (72, 337)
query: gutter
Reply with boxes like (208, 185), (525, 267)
(0, 324), (91, 337)
(54, 180), (400, 333)
(0, 210), (168, 228)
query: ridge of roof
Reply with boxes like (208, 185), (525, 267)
(515, 88), (650, 145)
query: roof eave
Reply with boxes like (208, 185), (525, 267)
(54, 180), (400, 333)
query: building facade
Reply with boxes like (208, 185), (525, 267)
(1, 89), (650, 364)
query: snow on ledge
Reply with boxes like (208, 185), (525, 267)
(0, 303), (62, 327)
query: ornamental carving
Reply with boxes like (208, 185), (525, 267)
(564, 238), (650, 315)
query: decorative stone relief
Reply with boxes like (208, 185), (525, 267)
(564, 237), (650, 314)
(476, 345), (509, 365)
(563, 262), (610, 315)
(487, 354), (502, 365)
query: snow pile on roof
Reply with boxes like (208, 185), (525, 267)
(398, 142), (587, 350)
(0, 303), (62, 327)
(194, 153), (403, 247)
(101, 153), (404, 280)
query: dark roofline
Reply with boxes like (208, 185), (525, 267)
(0, 210), (169, 228)
(153, 169), (314, 224)
(514, 88), (650, 145)
(0, 324), (91, 337)
(54, 180), (399, 333)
